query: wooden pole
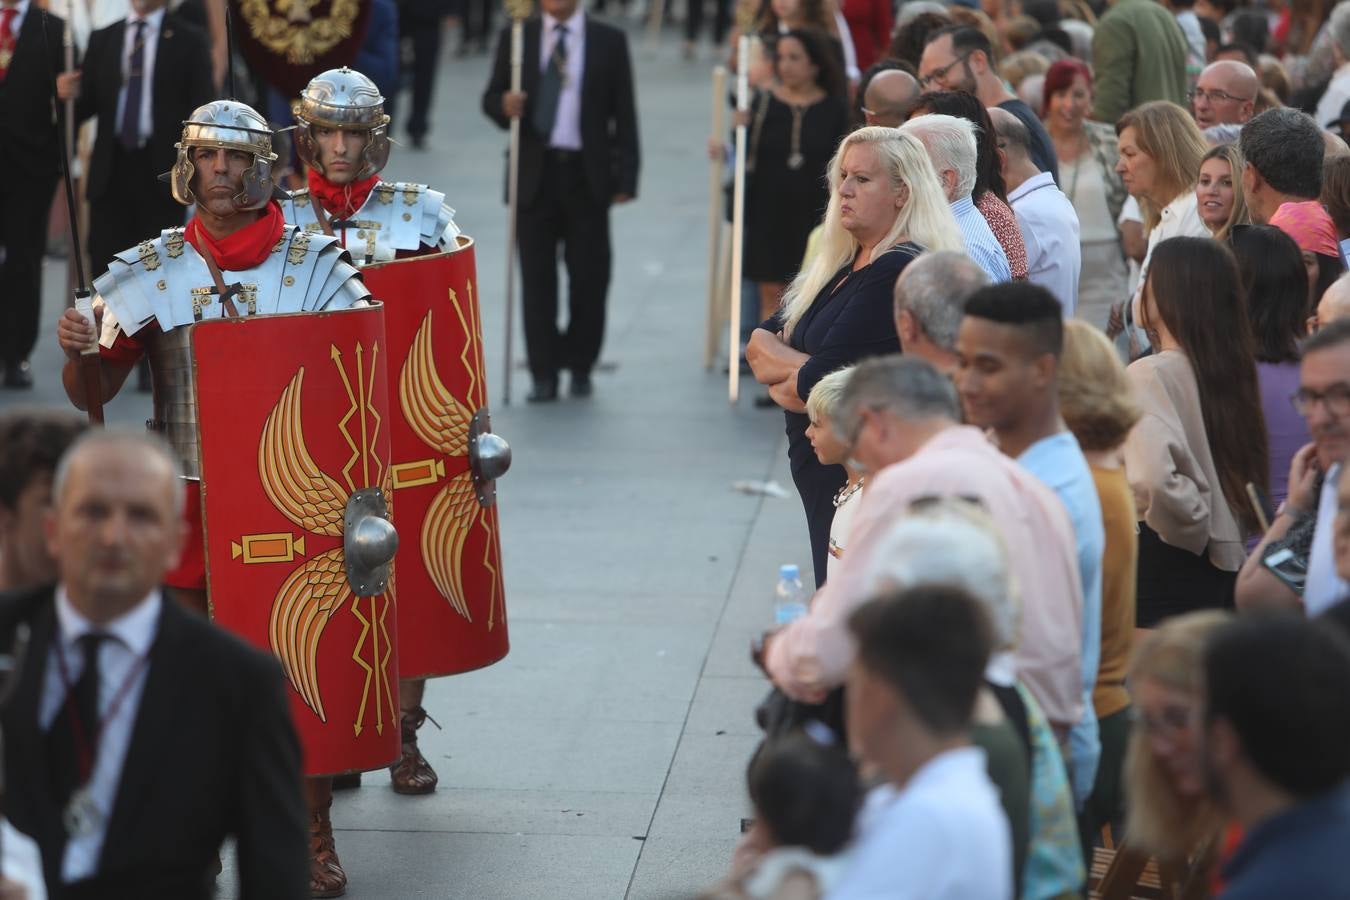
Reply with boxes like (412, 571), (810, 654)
(728, 37), (749, 405)
(703, 65), (727, 371)
(502, 0), (531, 405)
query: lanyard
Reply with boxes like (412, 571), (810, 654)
(53, 635), (150, 785)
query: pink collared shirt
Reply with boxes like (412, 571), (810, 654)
(765, 425), (1085, 732)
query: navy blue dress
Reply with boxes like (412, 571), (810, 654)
(762, 243), (919, 587)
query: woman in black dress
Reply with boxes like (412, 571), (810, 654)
(744, 29), (850, 323)
(746, 126), (966, 586)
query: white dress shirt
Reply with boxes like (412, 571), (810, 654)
(1317, 63), (1350, 129)
(826, 747), (1011, 900)
(114, 6), (163, 148)
(1010, 171), (1082, 315)
(540, 10), (584, 151)
(1305, 464), (1349, 616)
(42, 588), (161, 884)
(3, 0), (31, 36)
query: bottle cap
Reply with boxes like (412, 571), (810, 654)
(779, 564), (800, 580)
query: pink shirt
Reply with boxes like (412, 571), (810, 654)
(765, 425), (1085, 731)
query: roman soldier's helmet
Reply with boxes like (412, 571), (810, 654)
(170, 100), (279, 210)
(293, 67), (391, 180)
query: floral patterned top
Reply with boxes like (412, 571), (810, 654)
(976, 191), (1029, 281)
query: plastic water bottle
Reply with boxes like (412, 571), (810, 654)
(774, 564), (808, 625)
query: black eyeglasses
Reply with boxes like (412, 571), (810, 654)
(919, 52), (972, 89)
(1291, 384), (1350, 417)
(1189, 87), (1250, 105)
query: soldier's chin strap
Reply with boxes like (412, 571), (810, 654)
(198, 248), (243, 318)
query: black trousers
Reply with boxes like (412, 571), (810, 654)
(0, 171), (58, 366)
(685, 0), (731, 44)
(789, 455), (846, 589)
(401, 9), (444, 139)
(87, 144), (184, 282)
(517, 151), (612, 384)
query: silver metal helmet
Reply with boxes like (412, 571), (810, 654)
(170, 100), (280, 211)
(294, 67), (391, 180)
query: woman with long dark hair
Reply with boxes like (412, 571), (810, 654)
(1231, 224), (1312, 513)
(1123, 237), (1269, 626)
(909, 89), (1028, 280)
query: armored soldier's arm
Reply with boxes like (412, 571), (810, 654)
(312, 247), (373, 311)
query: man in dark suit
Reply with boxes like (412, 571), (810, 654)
(0, 430), (308, 899)
(0, 0), (66, 389)
(481, 0), (639, 401)
(56, 0), (214, 282)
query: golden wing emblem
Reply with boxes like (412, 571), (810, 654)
(269, 547), (351, 721)
(399, 310), (472, 458)
(259, 366), (349, 535)
(421, 471), (479, 621)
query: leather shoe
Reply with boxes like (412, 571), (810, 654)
(2, 361), (32, 389)
(527, 380), (558, 403)
(570, 373), (593, 397)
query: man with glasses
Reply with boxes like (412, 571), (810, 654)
(918, 26), (1058, 182)
(1192, 60), (1258, 130)
(1088, 0), (1189, 125)
(1238, 320), (1350, 613)
(761, 355), (1086, 748)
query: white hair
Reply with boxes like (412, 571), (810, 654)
(1017, 73), (1046, 116)
(857, 498), (1020, 649)
(805, 365), (854, 423)
(779, 126), (965, 339)
(899, 114), (979, 200)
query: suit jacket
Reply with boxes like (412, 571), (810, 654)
(0, 586), (307, 900)
(73, 12), (214, 203)
(481, 15), (640, 208)
(0, 9), (67, 179)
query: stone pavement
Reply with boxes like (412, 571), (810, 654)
(0, 22), (817, 900)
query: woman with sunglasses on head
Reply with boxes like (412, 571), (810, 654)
(1123, 237), (1270, 626)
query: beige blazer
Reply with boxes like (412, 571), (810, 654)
(1123, 350), (1247, 572)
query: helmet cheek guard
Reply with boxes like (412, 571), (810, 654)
(171, 147), (198, 206)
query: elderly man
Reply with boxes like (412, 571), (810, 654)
(900, 114), (1012, 282)
(862, 69), (921, 127)
(762, 355), (1085, 741)
(1317, 2), (1350, 130)
(1240, 108), (1327, 225)
(918, 26), (1058, 181)
(1318, 274), (1350, 330)
(990, 108), (1081, 314)
(0, 431), (307, 897)
(892, 251), (988, 374)
(1193, 60), (1259, 129)
(1238, 320), (1350, 614)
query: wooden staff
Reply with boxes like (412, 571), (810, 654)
(703, 65), (727, 371)
(501, 0), (531, 406)
(728, 36), (750, 404)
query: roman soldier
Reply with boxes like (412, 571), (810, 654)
(56, 99), (378, 899)
(281, 66), (458, 263)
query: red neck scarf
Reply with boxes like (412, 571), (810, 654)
(185, 201), (286, 272)
(308, 169), (380, 220)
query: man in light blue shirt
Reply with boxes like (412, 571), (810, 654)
(953, 282), (1105, 815)
(900, 113), (1012, 282)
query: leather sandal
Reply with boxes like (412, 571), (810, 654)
(309, 803), (347, 897)
(389, 705), (439, 795)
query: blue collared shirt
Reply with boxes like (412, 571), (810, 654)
(951, 195), (1012, 283)
(1221, 783), (1350, 899)
(1020, 431), (1104, 807)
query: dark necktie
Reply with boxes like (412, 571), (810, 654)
(47, 633), (107, 805)
(532, 23), (568, 142)
(119, 20), (146, 151)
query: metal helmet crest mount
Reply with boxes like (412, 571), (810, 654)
(170, 100), (280, 211)
(294, 67), (391, 180)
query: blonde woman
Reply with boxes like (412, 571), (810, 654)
(1096, 611), (1232, 900)
(746, 126), (962, 586)
(1057, 320), (1141, 850)
(804, 367), (862, 581)
(1195, 144), (1250, 242)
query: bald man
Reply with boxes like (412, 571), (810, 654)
(1193, 60), (1258, 128)
(1318, 274), (1350, 329)
(1326, 131), (1350, 159)
(863, 70), (921, 127)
